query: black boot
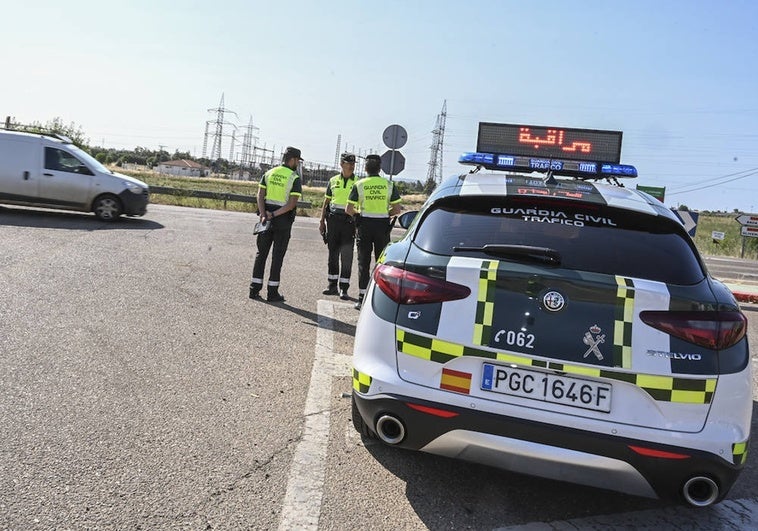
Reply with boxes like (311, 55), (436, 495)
(267, 288), (285, 303)
(322, 282), (338, 295)
(249, 287), (261, 299)
(354, 294), (364, 310)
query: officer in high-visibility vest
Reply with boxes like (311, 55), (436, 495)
(319, 152), (357, 300)
(345, 153), (402, 310)
(249, 146), (303, 302)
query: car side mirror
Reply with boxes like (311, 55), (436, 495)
(76, 165), (94, 175)
(398, 210), (418, 229)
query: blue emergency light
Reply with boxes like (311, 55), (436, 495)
(458, 151), (638, 179)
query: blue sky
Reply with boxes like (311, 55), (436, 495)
(3, 0), (757, 212)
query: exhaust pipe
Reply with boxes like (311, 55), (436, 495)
(375, 414), (405, 445)
(682, 476), (719, 507)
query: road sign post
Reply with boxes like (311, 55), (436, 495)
(382, 125), (407, 150)
(674, 210), (699, 237)
(735, 214), (758, 227)
(381, 124), (408, 181)
(735, 213), (758, 258)
(381, 150), (405, 177)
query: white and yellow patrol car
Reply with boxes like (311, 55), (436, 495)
(351, 122), (751, 507)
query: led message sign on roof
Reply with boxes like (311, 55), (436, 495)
(477, 123), (623, 164)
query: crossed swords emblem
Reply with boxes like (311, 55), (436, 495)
(583, 328), (605, 360)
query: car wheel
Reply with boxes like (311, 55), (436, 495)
(351, 394), (376, 439)
(93, 194), (123, 221)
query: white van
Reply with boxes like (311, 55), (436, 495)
(0, 130), (149, 220)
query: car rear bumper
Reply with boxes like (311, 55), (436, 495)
(353, 392), (744, 503)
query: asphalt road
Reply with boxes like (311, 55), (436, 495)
(704, 255), (758, 286)
(1, 203), (756, 530)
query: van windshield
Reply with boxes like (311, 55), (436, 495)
(68, 144), (112, 175)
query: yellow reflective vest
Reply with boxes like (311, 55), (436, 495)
(326, 173), (355, 213)
(348, 175), (401, 218)
(260, 165), (302, 206)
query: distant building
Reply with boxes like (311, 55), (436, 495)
(156, 159), (208, 177)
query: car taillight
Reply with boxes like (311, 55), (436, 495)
(628, 445), (690, 460)
(639, 311), (747, 350)
(373, 264), (471, 304)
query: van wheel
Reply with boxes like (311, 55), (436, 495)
(93, 195), (123, 221)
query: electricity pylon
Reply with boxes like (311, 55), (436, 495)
(426, 100), (447, 190)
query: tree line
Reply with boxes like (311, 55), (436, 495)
(3, 117), (429, 194)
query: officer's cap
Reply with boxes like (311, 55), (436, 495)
(340, 152), (356, 163)
(283, 146), (304, 161)
(365, 154), (381, 162)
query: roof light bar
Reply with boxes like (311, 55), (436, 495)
(459, 151), (637, 179)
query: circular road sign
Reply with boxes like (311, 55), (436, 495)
(382, 124), (408, 149)
(381, 150), (405, 176)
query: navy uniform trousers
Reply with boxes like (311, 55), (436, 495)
(356, 217), (391, 294)
(325, 212), (355, 291)
(250, 213), (294, 293)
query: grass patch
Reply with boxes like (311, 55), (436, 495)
(692, 213), (758, 259)
(122, 170), (324, 216)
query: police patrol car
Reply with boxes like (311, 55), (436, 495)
(351, 122), (751, 507)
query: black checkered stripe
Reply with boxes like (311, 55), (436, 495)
(733, 440), (749, 466)
(613, 276), (635, 369)
(352, 368), (372, 394)
(473, 260), (499, 346)
(396, 328), (716, 405)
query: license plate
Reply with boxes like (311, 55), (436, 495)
(481, 363), (612, 413)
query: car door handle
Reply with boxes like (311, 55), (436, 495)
(43, 173), (54, 177)
(23, 171), (30, 180)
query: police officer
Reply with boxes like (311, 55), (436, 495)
(249, 146), (303, 302)
(319, 152), (357, 300)
(345, 154), (402, 310)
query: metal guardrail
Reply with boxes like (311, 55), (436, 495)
(149, 186), (313, 209)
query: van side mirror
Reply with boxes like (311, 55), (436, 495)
(398, 211), (418, 229)
(76, 165), (94, 176)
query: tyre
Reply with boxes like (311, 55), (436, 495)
(93, 194), (123, 221)
(351, 394), (376, 439)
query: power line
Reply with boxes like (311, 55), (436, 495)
(667, 167), (758, 191)
(668, 168), (758, 196)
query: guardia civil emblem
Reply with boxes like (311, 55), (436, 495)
(582, 324), (605, 361)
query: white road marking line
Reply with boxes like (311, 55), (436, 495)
(278, 300), (350, 530)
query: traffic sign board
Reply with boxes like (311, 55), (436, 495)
(674, 210), (699, 236)
(381, 150), (405, 176)
(741, 225), (758, 238)
(735, 214), (758, 227)
(382, 124), (408, 149)
(637, 185), (665, 202)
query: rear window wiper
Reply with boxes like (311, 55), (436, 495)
(452, 244), (561, 265)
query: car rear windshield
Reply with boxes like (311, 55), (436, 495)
(412, 197), (705, 284)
